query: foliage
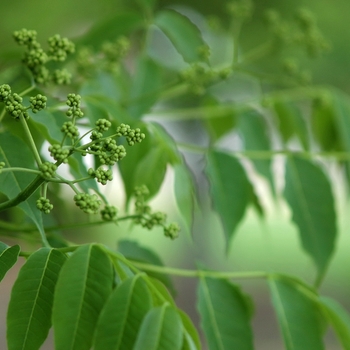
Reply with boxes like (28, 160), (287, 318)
(0, 0), (350, 349)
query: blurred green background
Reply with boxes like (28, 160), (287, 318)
(1, 0), (350, 349)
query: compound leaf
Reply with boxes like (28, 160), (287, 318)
(268, 275), (325, 350)
(284, 155), (337, 276)
(197, 277), (254, 350)
(53, 244), (113, 350)
(133, 304), (183, 350)
(7, 248), (66, 350)
(0, 242), (20, 282)
(94, 275), (152, 350)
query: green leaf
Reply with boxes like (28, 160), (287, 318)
(7, 248), (67, 350)
(268, 275), (325, 350)
(146, 276), (176, 307)
(0, 243), (20, 282)
(177, 309), (201, 350)
(78, 12), (144, 48)
(205, 150), (252, 247)
(311, 94), (340, 151)
(273, 100), (309, 149)
(118, 240), (176, 295)
(173, 162), (195, 238)
(154, 9), (205, 63)
(94, 274), (152, 350)
(136, 0), (157, 11)
(284, 155), (337, 275)
(0, 132), (46, 242)
(53, 244), (113, 350)
(127, 56), (162, 119)
(133, 304), (183, 350)
(29, 109), (63, 144)
(197, 277), (254, 350)
(319, 296), (350, 349)
(238, 109), (274, 191)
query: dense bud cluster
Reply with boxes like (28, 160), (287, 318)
(5, 93), (29, 119)
(88, 167), (113, 185)
(74, 193), (101, 214)
(48, 144), (70, 163)
(97, 139), (126, 165)
(66, 93), (84, 118)
(116, 123), (146, 146)
(30, 94), (47, 113)
(95, 119), (111, 132)
(39, 162), (57, 179)
(164, 223), (180, 239)
(52, 69), (72, 85)
(13, 29), (37, 46)
(48, 34), (75, 61)
(100, 205), (117, 221)
(13, 28), (74, 84)
(36, 197), (53, 214)
(0, 84), (12, 102)
(61, 121), (79, 139)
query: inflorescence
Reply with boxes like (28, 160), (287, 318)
(13, 29), (75, 84)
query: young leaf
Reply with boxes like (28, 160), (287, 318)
(94, 274), (152, 350)
(154, 9), (205, 63)
(7, 248), (67, 350)
(127, 56), (162, 119)
(205, 150), (252, 247)
(238, 109), (274, 191)
(197, 277), (254, 350)
(284, 155), (337, 276)
(0, 242), (20, 282)
(118, 239), (176, 295)
(53, 244), (113, 350)
(133, 304), (183, 350)
(268, 275), (325, 350)
(173, 162), (195, 238)
(319, 296), (350, 349)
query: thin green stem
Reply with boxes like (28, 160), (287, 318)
(0, 107), (6, 123)
(18, 113), (42, 166)
(0, 214), (142, 233)
(128, 261), (269, 280)
(242, 41), (275, 64)
(19, 85), (35, 97)
(0, 167), (41, 175)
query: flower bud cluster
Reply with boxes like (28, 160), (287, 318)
(132, 185), (180, 239)
(116, 123), (146, 146)
(48, 144), (70, 163)
(66, 93), (84, 118)
(100, 205), (117, 221)
(36, 197), (53, 214)
(30, 94), (47, 113)
(61, 121), (79, 139)
(39, 162), (57, 179)
(13, 28), (74, 84)
(74, 193), (101, 214)
(88, 167), (113, 185)
(5, 93), (29, 120)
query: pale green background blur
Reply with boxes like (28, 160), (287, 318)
(1, 0), (350, 349)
